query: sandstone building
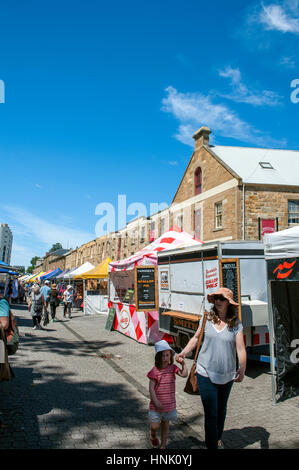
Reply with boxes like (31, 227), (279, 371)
(37, 127), (299, 272)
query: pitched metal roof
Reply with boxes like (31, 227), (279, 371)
(209, 145), (299, 186)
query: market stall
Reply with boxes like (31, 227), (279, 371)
(0, 260), (20, 300)
(264, 225), (299, 403)
(108, 227), (202, 344)
(26, 271), (45, 283)
(65, 262), (95, 309)
(40, 268), (63, 282)
(74, 257), (111, 315)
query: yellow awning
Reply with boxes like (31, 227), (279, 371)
(74, 257), (112, 279)
(28, 271), (44, 282)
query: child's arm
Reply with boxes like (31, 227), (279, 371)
(175, 357), (188, 378)
(149, 378), (163, 410)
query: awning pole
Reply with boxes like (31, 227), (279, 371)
(83, 279), (86, 316)
(267, 280), (277, 405)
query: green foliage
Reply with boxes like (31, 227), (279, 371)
(30, 256), (39, 267)
(49, 243), (63, 253)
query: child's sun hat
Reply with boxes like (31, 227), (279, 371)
(154, 340), (175, 354)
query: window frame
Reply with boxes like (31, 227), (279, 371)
(194, 167), (202, 195)
(288, 200), (299, 225)
(215, 201), (223, 229)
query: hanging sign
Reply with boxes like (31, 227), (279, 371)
(219, 258), (242, 320)
(135, 266), (158, 311)
(267, 258), (299, 281)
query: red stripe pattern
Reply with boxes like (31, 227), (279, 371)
(147, 364), (179, 412)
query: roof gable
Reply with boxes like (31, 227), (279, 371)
(172, 145), (239, 204)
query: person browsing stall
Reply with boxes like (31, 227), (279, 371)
(63, 285), (73, 319)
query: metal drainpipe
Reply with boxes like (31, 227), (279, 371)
(242, 183), (245, 240)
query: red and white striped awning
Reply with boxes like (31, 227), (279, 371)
(109, 226), (203, 272)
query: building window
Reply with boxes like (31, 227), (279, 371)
(194, 209), (201, 240)
(195, 167), (202, 195)
(131, 230), (136, 245)
(215, 202), (223, 229)
(177, 214), (183, 229)
(140, 226), (145, 242)
(160, 218), (165, 235)
(150, 221), (155, 241)
(288, 200), (299, 224)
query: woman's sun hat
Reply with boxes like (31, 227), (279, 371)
(207, 287), (239, 306)
(154, 340), (175, 354)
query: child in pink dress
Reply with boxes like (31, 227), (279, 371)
(147, 340), (188, 449)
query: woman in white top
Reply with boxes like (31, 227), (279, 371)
(176, 287), (246, 449)
(63, 285), (73, 319)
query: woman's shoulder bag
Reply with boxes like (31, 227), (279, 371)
(184, 311), (208, 395)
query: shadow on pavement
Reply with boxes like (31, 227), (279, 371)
(0, 360), (150, 449)
(10, 303), (29, 311)
(19, 331), (123, 358)
(245, 361), (271, 379)
(223, 426), (270, 449)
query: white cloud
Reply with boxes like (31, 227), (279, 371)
(168, 160), (179, 166)
(259, 2), (299, 34)
(10, 242), (40, 268)
(35, 183), (43, 189)
(161, 86), (286, 148)
(218, 66), (283, 106)
(279, 55), (296, 68)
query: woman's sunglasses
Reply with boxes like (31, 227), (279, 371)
(213, 295), (227, 301)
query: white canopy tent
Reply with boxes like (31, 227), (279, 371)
(263, 225), (299, 260)
(65, 262), (95, 279)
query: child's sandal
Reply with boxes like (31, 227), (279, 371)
(150, 438), (160, 448)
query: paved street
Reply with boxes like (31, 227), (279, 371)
(1, 304), (299, 450)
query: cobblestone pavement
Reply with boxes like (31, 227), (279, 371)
(1, 304), (299, 450)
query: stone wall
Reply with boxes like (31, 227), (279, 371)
(245, 187), (299, 239)
(173, 146), (234, 204)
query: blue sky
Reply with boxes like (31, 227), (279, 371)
(0, 0), (298, 267)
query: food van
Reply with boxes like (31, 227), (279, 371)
(157, 240), (271, 361)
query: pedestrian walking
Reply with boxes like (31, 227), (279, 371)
(40, 280), (51, 325)
(28, 285), (46, 330)
(49, 284), (60, 322)
(63, 285), (73, 319)
(176, 287), (247, 450)
(147, 340), (188, 449)
(18, 282), (25, 304)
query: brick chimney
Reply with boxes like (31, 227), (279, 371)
(192, 126), (211, 148)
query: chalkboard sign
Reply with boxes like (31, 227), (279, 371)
(105, 307), (116, 331)
(219, 259), (242, 320)
(135, 266), (158, 311)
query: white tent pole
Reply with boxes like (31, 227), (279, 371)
(267, 280), (277, 405)
(83, 279), (86, 316)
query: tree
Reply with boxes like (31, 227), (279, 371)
(30, 256), (39, 267)
(49, 243), (63, 253)
(27, 266), (34, 274)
